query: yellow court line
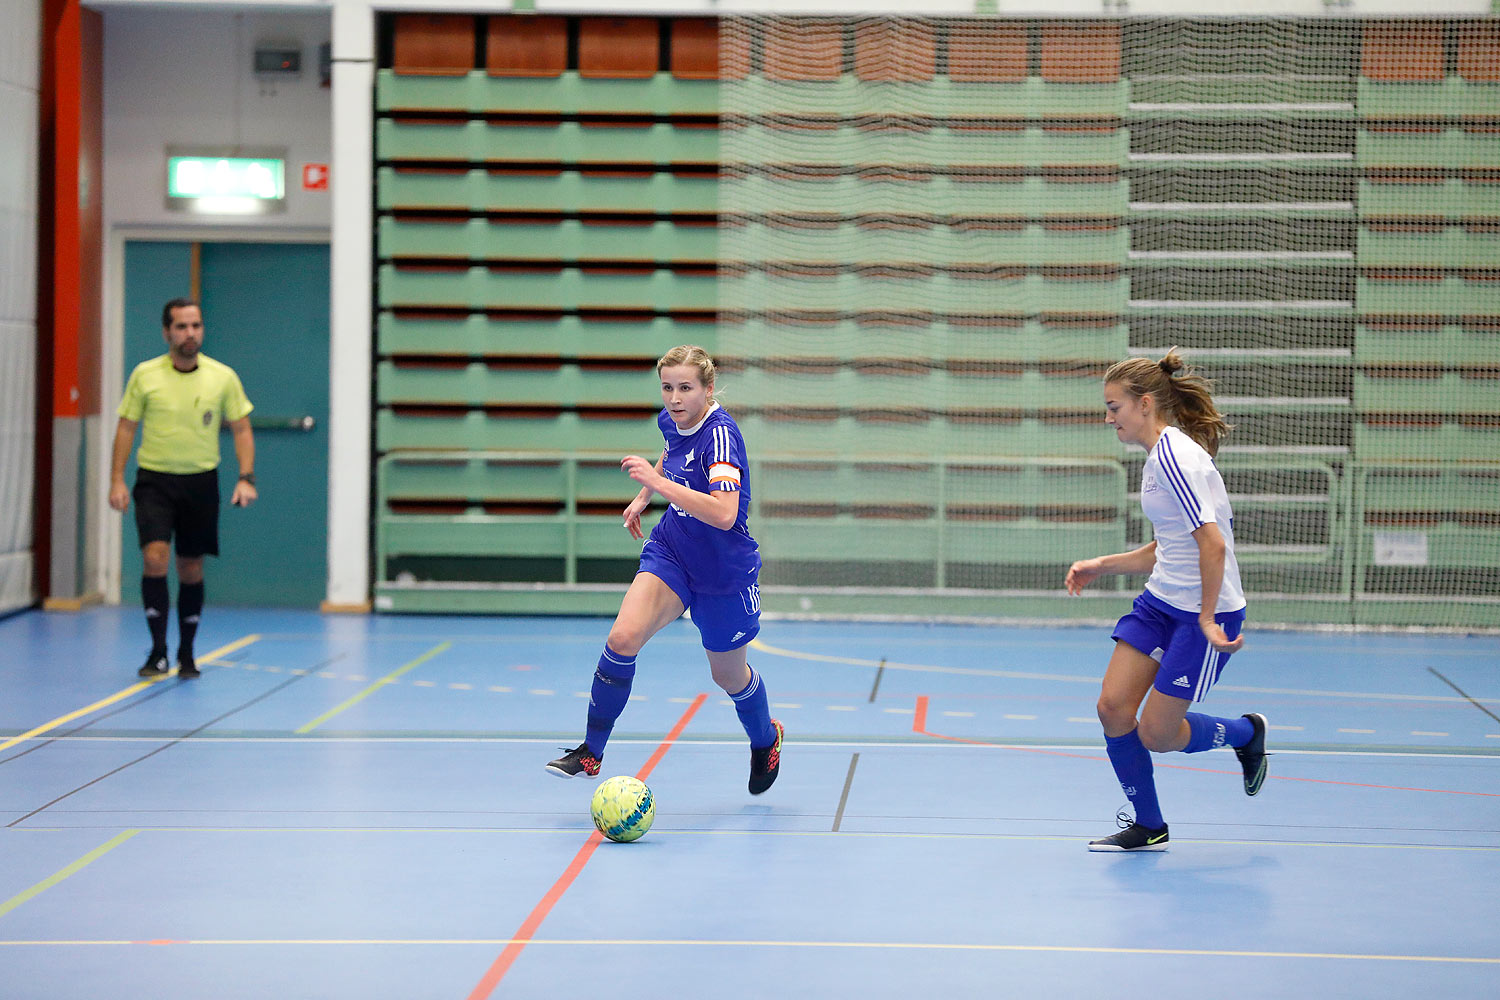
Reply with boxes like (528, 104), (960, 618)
(749, 637), (1096, 683)
(0, 830), (140, 919)
(295, 642), (451, 734)
(0, 937), (1493, 964)
(0, 635), (261, 752)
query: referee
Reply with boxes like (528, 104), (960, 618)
(109, 298), (256, 678)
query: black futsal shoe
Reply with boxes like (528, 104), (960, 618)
(1089, 810), (1169, 852)
(1235, 712), (1268, 796)
(748, 719), (784, 795)
(545, 743), (601, 778)
(176, 652), (200, 679)
(138, 650), (170, 677)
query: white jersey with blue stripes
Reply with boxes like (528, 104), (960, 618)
(1140, 426), (1246, 614)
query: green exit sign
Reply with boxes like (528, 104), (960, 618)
(166, 153), (286, 212)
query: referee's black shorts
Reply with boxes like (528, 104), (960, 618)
(133, 468), (220, 558)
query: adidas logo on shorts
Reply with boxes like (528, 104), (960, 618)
(1172, 675), (1191, 688)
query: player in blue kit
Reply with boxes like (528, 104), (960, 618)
(546, 346), (783, 794)
(1065, 349), (1268, 851)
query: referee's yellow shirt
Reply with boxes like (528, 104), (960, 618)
(118, 354), (254, 474)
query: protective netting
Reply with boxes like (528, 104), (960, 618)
(717, 17), (1500, 629)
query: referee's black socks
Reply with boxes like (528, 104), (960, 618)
(178, 581), (204, 658)
(142, 575), (169, 655)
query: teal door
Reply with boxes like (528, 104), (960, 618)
(121, 241), (330, 607)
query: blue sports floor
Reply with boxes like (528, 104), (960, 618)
(2, 606), (1497, 999)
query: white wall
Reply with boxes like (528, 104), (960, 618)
(0, 0), (40, 615)
(103, 6), (333, 233)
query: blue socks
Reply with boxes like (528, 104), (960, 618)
(1105, 729), (1164, 830)
(584, 646), (636, 755)
(1104, 715), (1255, 828)
(582, 650), (777, 754)
(730, 667), (777, 748)
(1182, 712), (1254, 754)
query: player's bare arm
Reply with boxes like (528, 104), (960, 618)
(622, 451), (666, 539)
(108, 417), (138, 512)
(1066, 541), (1158, 596)
(1192, 522), (1244, 654)
(621, 453), (738, 531)
(228, 416), (257, 507)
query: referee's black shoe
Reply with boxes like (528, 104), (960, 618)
(1235, 712), (1269, 796)
(176, 652), (200, 679)
(138, 650), (170, 677)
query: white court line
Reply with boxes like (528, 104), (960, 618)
(17, 735), (1498, 760)
(747, 639), (1500, 704)
(2, 832), (1495, 855)
(1, 936), (1497, 961)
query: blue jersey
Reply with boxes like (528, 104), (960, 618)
(644, 403), (761, 594)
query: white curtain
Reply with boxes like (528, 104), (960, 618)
(0, 0), (41, 614)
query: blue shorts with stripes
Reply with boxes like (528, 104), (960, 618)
(1111, 589), (1246, 703)
(638, 547), (761, 653)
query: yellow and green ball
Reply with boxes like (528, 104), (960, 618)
(590, 775), (655, 843)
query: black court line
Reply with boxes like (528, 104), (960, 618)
(1428, 667), (1500, 728)
(832, 752), (859, 832)
(868, 658), (886, 702)
(0, 680), (184, 767)
(7, 653), (345, 828)
(0, 647), (265, 767)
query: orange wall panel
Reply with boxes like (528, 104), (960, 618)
(488, 15), (567, 78)
(763, 20), (844, 81)
(1458, 22), (1500, 83)
(947, 23), (1027, 83)
(671, 18), (724, 81)
(579, 17), (659, 79)
(1040, 25), (1120, 84)
(393, 14), (475, 76)
(1362, 22), (1445, 82)
(854, 21), (936, 82)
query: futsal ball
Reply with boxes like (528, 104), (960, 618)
(590, 775), (655, 843)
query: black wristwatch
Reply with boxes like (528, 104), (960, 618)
(238, 472), (256, 486)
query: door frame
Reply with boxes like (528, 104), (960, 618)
(101, 225), (330, 603)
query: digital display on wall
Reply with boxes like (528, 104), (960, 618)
(166, 152), (286, 213)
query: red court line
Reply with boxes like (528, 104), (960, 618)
(912, 695), (1498, 798)
(466, 693), (708, 1000)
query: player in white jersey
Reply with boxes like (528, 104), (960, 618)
(1065, 349), (1268, 851)
(546, 346), (783, 794)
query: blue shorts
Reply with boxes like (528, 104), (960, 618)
(638, 546), (761, 653)
(1112, 589), (1246, 703)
